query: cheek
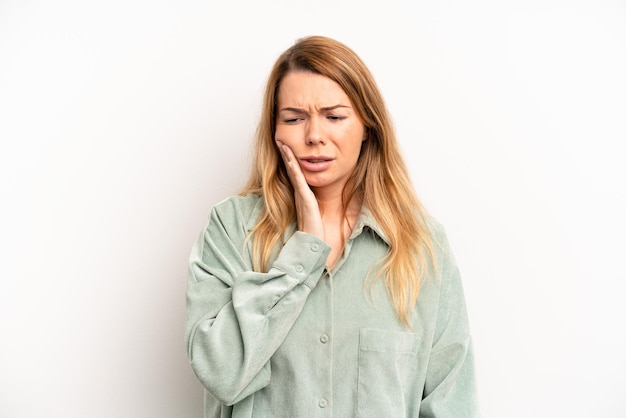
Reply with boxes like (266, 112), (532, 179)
(274, 125), (283, 140)
(274, 125), (298, 143)
(346, 135), (366, 159)
(351, 144), (364, 163)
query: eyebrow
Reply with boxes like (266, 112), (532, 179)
(278, 104), (350, 113)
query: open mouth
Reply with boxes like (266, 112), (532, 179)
(299, 157), (333, 172)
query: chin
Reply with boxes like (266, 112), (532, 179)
(304, 173), (347, 192)
(303, 175), (323, 186)
(306, 181), (328, 189)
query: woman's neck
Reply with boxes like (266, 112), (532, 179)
(313, 191), (362, 270)
(315, 194), (361, 227)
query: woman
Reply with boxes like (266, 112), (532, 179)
(186, 36), (479, 417)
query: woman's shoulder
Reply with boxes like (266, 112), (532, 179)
(213, 193), (262, 212)
(210, 193), (264, 229)
(420, 212), (446, 244)
(421, 213), (455, 263)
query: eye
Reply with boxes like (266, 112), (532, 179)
(327, 115), (346, 121)
(283, 117), (302, 124)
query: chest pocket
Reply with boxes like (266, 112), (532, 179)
(356, 328), (419, 417)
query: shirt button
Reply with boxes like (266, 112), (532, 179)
(295, 265), (304, 273)
(318, 398), (328, 408)
(320, 333), (329, 343)
(310, 243), (319, 252)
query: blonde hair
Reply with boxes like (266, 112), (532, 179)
(241, 36), (435, 326)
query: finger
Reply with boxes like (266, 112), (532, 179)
(277, 142), (306, 186)
(276, 140), (291, 163)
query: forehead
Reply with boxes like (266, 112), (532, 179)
(276, 71), (351, 108)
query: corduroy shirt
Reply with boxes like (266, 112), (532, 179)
(185, 194), (479, 417)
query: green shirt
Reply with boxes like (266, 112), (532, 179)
(186, 194), (479, 417)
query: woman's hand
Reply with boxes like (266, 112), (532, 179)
(276, 141), (325, 240)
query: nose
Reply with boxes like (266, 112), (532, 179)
(306, 117), (325, 145)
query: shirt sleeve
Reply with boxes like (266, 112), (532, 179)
(419, 228), (480, 417)
(185, 202), (331, 406)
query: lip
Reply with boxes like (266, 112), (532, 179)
(298, 155), (334, 172)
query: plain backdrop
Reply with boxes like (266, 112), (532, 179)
(1, 1), (625, 417)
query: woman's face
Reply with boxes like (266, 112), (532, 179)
(275, 71), (366, 197)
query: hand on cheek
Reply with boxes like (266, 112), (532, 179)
(276, 141), (325, 241)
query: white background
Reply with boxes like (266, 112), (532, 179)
(1, 1), (625, 417)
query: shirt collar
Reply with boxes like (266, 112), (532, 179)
(246, 196), (389, 246)
(350, 205), (390, 246)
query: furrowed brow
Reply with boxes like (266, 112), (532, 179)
(278, 104), (350, 113)
(320, 104), (350, 111)
(279, 107), (306, 113)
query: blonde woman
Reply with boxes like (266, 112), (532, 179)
(186, 36), (479, 417)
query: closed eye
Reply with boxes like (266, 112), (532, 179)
(283, 117), (303, 123)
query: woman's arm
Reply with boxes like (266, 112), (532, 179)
(185, 199), (330, 406)
(420, 229), (480, 417)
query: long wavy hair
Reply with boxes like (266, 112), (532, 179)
(241, 36), (436, 326)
